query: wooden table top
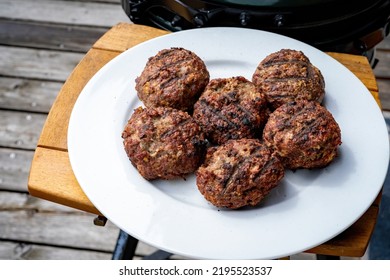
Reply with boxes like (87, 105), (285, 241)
(28, 22), (382, 258)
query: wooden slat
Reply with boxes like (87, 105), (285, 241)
(37, 48), (119, 151)
(0, 110), (46, 150)
(0, 210), (118, 252)
(28, 147), (100, 215)
(0, 191), (118, 251)
(376, 35), (390, 50)
(374, 50), (390, 79)
(0, 241), (111, 260)
(0, 77), (60, 113)
(0, 20), (108, 52)
(0, 0), (129, 28)
(0, 46), (84, 81)
(0, 191), (161, 259)
(0, 148), (33, 192)
(377, 79), (390, 111)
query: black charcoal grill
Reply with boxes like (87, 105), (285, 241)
(121, 0), (390, 62)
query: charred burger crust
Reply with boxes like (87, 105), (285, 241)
(196, 139), (284, 209)
(263, 100), (341, 169)
(252, 49), (325, 110)
(193, 76), (270, 145)
(122, 106), (207, 180)
(135, 47), (210, 111)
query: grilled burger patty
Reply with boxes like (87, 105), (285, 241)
(263, 100), (341, 169)
(135, 47), (210, 111)
(252, 49), (325, 110)
(193, 76), (269, 145)
(122, 106), (207, 180)
(196, 139), (284, 209)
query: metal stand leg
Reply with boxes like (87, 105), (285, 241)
(112, 230), (139, 260)
(316, 254), (341, 260)
(143, 250), (173, 260)
(112, 230), (173, 260)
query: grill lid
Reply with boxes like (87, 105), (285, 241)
(121, 0), (390, 56)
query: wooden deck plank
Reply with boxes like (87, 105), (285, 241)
(0, 77), (60, 113)
(0, 110), (46, 150)
(374, 50), (390, 79)
(0, 148), (33, 192)
(0, 241), (112, 260)
(376, 35), (390, 50)
(0, 46), (84, 81)
(0, 191), (161, 258)
(0, 210), (118, 252)
(0, 20), (108, 52)
(378, 79), (390, 111)
(0, 191), (81, 213)
(0, 192), (119, 251)
(0, 0), (130, 28)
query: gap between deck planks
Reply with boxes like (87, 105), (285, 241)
(1, 0), (390, 259)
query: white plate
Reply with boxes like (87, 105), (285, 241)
(68, 27), (389, 259)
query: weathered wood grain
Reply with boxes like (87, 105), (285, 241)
(0, 110), (46, 150)
(0, 0), (130, 28)
(0, 20), (108, 52)
(378, 79), (390, 111)
(374, 50), (390, 79)
(0, 46), (84, 81)
(0, 241), (112, 260)
(0, 191), (163, 258)
(0, 77), (60, 113)
(376, 35), (390, 50)
(0, 198), (119, 251)
(0, 148), (33, 192)
(0, 191), (77, 212)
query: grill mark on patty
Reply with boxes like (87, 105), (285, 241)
(250, 156), (278, 185)
(261, 60), (309, 68)
(264, 76), (308, 83)
(140, 57), (192, 84)
(222, 92), (256, 126)
(159, 118), (192, 139)
(159, 75), (182, 90)
(292, 118), (323, 143)
(199, 99), (238, 129)
(258, 61), (321, 82)
(266, 103), (318, 141)
(220, 145), (264, 195)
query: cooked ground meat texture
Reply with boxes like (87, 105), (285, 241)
(193, 76), (270, 145)
(135, 47), (210, 112)
(263, 100), (341, 169)
(252, 49), (325, 110)
(196, 139), (284, 209)
(122, 106), (207, 180)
